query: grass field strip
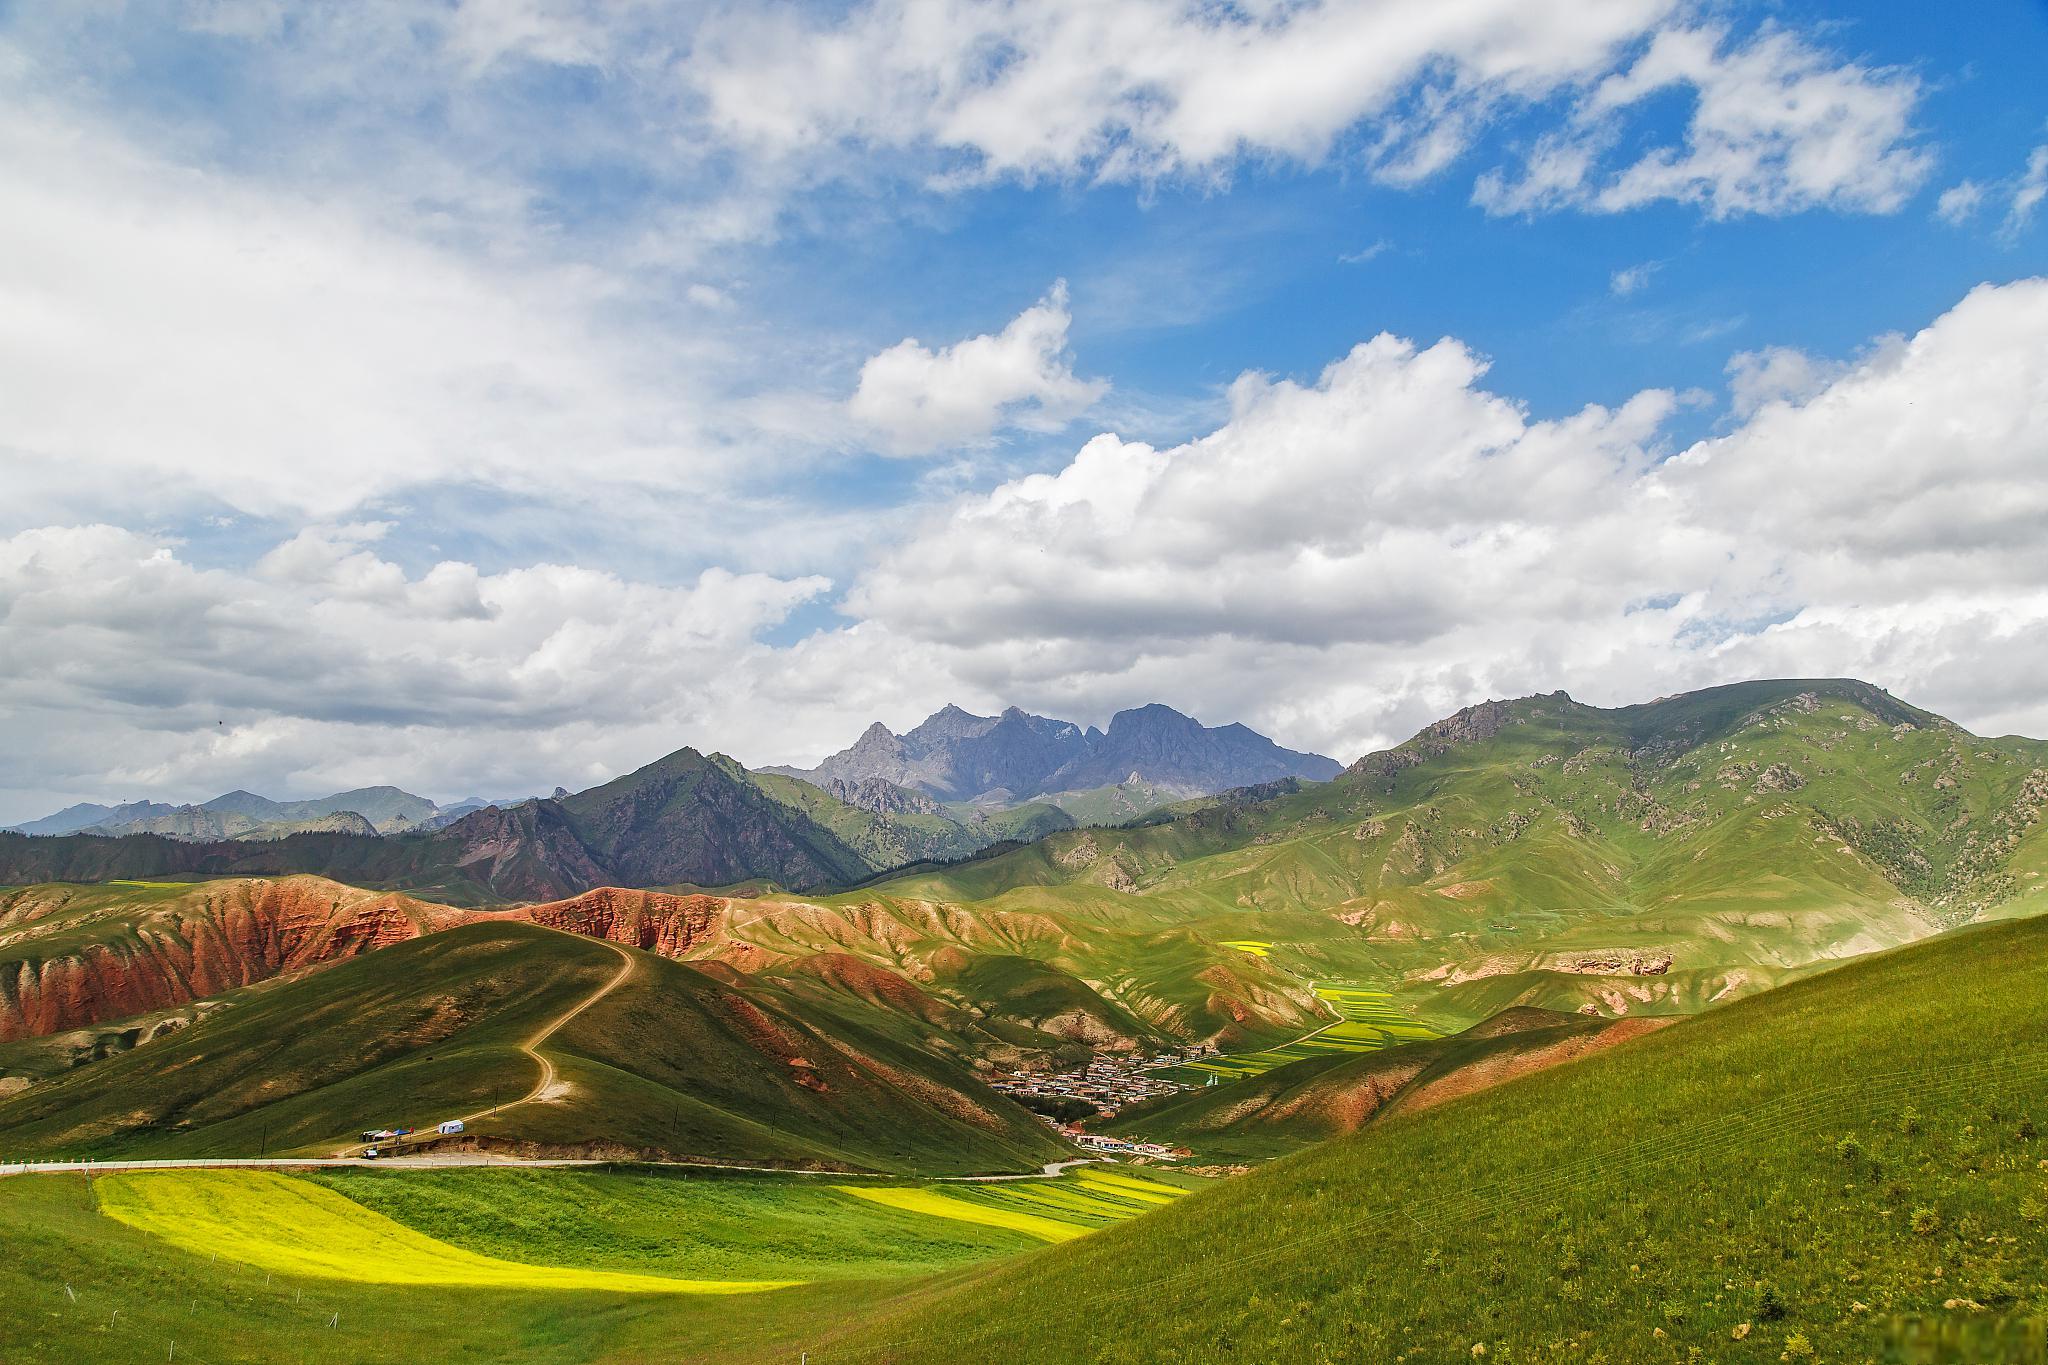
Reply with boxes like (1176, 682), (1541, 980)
(1178, 982), (1438, 1079)
(823, 1046), (2048, 1361)
(836, 1170), (1191, 1243)
(95, 1171), (795, 1294)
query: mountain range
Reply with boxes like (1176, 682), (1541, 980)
(0, 702), (1333, 901)
(767, 701), (1341, 809)
(7, 787), (491, 840)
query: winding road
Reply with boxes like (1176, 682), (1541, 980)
(0, 929), (1119, 1182)
(342, 931), (639, 1157)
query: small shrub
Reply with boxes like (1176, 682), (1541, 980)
(1899, 1107), (1923, 1137)
(1754, 1282), (1787, 1322)
(1835, 1135), (1864, 1164)
(2019, 1115), (2038, 1141)
(1783, 1330), (1817, 1359)
(1910, 1207), (1940, 1236)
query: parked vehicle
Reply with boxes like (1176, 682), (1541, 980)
(437, 1120), (465, 1135)
(362, 1146), (380, 1159)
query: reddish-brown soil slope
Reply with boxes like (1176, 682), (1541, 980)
(0, 878), (467, 1041)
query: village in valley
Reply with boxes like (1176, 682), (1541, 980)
(987, 1047), (1222, 1160)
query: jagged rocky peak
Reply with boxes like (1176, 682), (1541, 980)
(825, 777), (945, 818)
(780, 701), (1340, 806)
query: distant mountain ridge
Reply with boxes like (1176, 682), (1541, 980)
(769, 701), (1341, 809)
(0, 748), (1069, 903)
(7, 786), (476, 840)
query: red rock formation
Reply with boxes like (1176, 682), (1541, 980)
(510, 887), (728, 958)
(0, 877), (465, 1042)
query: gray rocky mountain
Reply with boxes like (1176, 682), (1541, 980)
(771, 703), (1339, 807)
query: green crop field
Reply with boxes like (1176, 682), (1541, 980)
(97, 1170), (791, 1293)
(1177, 983), (1437, 1079)
(0, 1162), (1202, 1362)
(305, 1166), (1046, 1281)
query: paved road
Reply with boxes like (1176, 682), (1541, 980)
(0, 1155), (1111, 1181)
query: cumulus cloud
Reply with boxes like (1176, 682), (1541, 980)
(1724, 345), (1845, 417)
(849, 283), (1106, 455)
(1476, 25), (1932, 218)
(0, 523), (831, 815)
(6, 279), (2046, 821)
(845, 278), (2048, 759)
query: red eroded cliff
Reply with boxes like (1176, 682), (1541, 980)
(512, 886), (729, 958)
(0, 877), (465, 1042)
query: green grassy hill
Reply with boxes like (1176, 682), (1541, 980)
(0, 920), (1065, 1174)
(825, 679), (2048, 1031)
(1106, 1005), (1656, 1160)
(811, 910), (2048, 1363)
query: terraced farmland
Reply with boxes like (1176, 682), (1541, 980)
(1178, 984), (1436, 1079)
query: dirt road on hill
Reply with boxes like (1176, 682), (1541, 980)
(340, 930), (639, 1158)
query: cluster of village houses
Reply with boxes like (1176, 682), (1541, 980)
(988, 1047), (1221, 1159)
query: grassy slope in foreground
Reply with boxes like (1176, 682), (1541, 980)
(0, 1165), (1196, 1362)
(96, 1170), (792, 1293)
(0, 1171), (890, 1365)
(303, 1167), (1047, 1280)
(815, 912), (2048, 1364)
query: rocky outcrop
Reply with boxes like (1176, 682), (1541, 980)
(823, 777), (947, 818)
(0, 877), (461, 1042)
(514, 886), (726, 957)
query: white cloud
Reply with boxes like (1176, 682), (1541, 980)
(731, 4), (1926, 224)
(849, 283), (1106, 456)
(689, 0), (1707, 196)
(1477, 25), (1932, 218)
(843, 278), (2048, 760)
(2005, 146), (2048, 239)
(1723, 344), (1845, 417)
(0, 523), (832, 815)
(1610, 261), (1659, 296)
(0, 97), (746, 528)
(1936, 179), (1985, 225)
(7, 279), (2046, 822)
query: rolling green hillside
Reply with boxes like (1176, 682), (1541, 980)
(0, 920), (1065, 1174)
(812, 910), (2048, 1364)
(826, 679), (2048, 1032)
(1107, 1005), (1659, 1160)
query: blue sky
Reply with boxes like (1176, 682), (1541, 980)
(1, 0), (2045, 821)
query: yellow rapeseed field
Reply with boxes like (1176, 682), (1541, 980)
(96, 1171), (795, 1294)
(832, 1185), (1085, 1242)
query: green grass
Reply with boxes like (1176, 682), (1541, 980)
(0, 1170), (894, 1364)
(306, 1167), (1042, 1280)
(0, 1163), (1203, 1361)
(0, 920), (1067, 1175)
(97, 1170), (791, 1293)
(1176, 984), (1438, 1079)
(804, 911), (2048, 1364)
